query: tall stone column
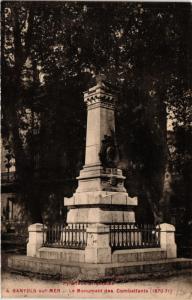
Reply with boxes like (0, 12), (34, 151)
(64, 76), (137, 223)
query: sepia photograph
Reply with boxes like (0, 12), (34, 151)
(1, 0), (192, 299)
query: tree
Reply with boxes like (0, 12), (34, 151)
(2, 1), (191, 224)
(2, 2), (42, 222)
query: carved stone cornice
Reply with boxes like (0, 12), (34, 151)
(84, 82), (117, 109)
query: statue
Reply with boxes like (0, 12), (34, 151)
(99, 134), (118, 168)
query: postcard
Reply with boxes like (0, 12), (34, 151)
(1, 1), (192, 299)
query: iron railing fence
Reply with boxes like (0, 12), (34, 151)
(42, 222), (160, 251)
(109, 223), (160, 250)
(43, 223), (88, 249)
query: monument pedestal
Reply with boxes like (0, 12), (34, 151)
(65, 190), (137, 223)
(65, 165), (137, 223)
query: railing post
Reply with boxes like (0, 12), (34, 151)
(85, 224), (111, 263)
(158, 223), (177, 258)
(27, 223), (47, 257)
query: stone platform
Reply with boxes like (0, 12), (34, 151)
(8, 255), (192, 281)
(37, 247), (167, 263)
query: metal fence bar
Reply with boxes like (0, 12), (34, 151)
(42, 222), (160, 251)
(109, 223), (160, 251)
(43, 223), (88, 249)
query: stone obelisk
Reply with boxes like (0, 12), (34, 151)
(64, 76), (137, 223)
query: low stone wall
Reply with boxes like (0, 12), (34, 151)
(112, 248), (167, 263)
(38, 247), (85, 263)
(37, 247), (167, 264)
(27, 222), (177, 264)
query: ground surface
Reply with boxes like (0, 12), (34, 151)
(2, 271), (192, 299)
(1, 251), (192, 299)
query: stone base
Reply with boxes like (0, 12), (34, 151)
(37, 247), (167, 264)
(38, 247), (85, 262)
(76, 166), (127, 193)
(65, 191), (137, 223)
(64, 162), (138, 224)
(66, 207), (135, 223)
(8, 255), (192, 281)
(112, 248), (167, 263)
(65, 191), (137, 207)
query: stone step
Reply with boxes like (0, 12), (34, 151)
(8, 255), (192, 281)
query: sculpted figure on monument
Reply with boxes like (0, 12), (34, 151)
(99, 134), (118, 169)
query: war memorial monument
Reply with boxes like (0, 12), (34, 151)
(8, 76), (192, 280)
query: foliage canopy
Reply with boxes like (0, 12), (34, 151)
(1, 1), (191, 224)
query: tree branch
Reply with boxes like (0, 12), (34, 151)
(24, 5), (34, 60)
